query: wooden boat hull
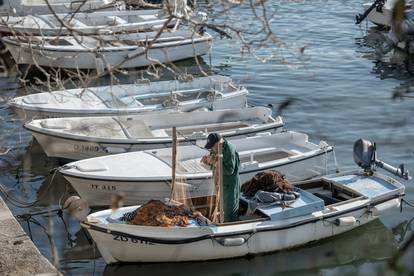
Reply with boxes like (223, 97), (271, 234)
(0, 0), (121, 15)
(0, 10), (177, 36)
(25, 107), (281, 160)
(9, 75), (248, 122)
(29, 123), (280, 160)
(12, 95), (247, 123)
(63, 151), (330, 206)
(82, 197), (400, 263)
(4, 34), (212, 69)
(99, 219), (397, 274)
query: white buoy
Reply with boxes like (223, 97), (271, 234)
(63, 196), (90, 221)
(220, 237), (246, 247)
(335, 216), (357, 226)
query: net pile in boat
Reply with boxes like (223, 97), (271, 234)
(241, 170), (293, 197)
(120, 199), (210, 227)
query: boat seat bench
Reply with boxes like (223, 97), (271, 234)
(239, 148), (294, 163)
(239, 188), (324, 220)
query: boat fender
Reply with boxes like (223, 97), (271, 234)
(335, 216), (357, 226)
(219, 237), (246, 247)
(370, 199), (400, 216)
(105, 147), (127, 154)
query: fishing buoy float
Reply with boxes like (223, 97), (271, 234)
(63, 196), (90, 221)
(219, 237), (246, 246)
(335, 216), (357, 227)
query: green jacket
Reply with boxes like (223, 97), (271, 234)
(212, 140), (240, 222)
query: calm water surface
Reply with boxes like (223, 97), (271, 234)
(0, 0), (414, 275)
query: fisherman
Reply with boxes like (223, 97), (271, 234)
(201, 133), (240, 222)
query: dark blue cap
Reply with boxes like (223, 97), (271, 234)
(204, 133), (222, 149)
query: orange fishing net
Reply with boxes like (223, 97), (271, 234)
(127, 200), (192, 227)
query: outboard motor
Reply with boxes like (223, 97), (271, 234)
(355, 0), (385, 24)
(353, 139), (411, 180)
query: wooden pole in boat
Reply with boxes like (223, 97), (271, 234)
(217, 141), (224, 223)
(211, 141), (224, 223)
(170, 126), (177, 200)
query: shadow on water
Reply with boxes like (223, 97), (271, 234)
(356, 24), (414, 98)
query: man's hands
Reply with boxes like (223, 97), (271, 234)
(201, 140), (223, 167)
(201, 154), (217, 167)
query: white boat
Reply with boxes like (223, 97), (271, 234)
(100, 218), (397, 274)
(359, 0), (413, 27)
(2, 29), (212, 69)
(0, 0), (123, 15)
(59, 131), (334, 206)
(9, 75), (247, 122)
(81, 139), (408, 264)
(0, 10), (177, 36)
(25, 107), (284, 160)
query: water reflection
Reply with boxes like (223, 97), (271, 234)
(354, 24), (414, 106)
(392, 216), (414, 244)
(13, 56), (214, 91)
(391, 79), (414, 100)
(357, 24), (414, 79)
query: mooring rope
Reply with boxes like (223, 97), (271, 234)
(27, 215), (59, 264)
(332, 148), (340, 173)
(402, 198), (414, 209)
(16, 207), (76, 259)
(176, 129), (207, 150)
(0, 166), (62, 208)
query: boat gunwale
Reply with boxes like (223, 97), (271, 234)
(9, 74), (234, 99)
(8, 76), (243, 112)
(0, 9), (167, 24)
(8, 88), (249, 111)
(2, 32), (213, 53)
(59, 147), (334, 181)
(9, 88), (248, 113)
(24, 118), (282, 145)
(0, 9), (168, 32)
(0, 18), (176, 36)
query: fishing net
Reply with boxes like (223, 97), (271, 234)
(241, 171), (299, 215)
(241, 170), (293, 197)
(169, 127), (220, 223)
(117, 127), (219, 226)
(120, 199), (211, 227)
